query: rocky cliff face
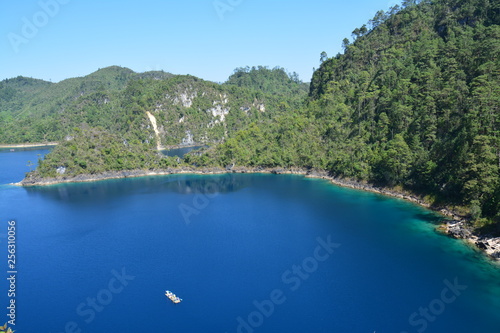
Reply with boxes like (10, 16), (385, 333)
(447, 221), (500, 260)
(146, 111), (162, 150)
(143, 79), (268, 146)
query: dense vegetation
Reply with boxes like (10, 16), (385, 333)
(1, 66), (307, 145)
(17, 66), (308, 179)
(225, 66), (309, 102)
(188, 0), (500, 232)
(31, 126), (174, 178)
(0, 66), (172, 143)
(15, 0), (500, 232)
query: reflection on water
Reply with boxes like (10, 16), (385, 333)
(23, 173), (251, 204)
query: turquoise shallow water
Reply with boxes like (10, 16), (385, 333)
(0, 149), (499, 332)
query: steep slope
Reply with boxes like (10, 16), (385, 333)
(120, 75), (273, 146)
(195, 0), (500, 230)
(309, 0), (500, 226)
(1, 66), (306, 145)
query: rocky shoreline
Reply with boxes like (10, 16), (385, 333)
(0, 142), (58, 149)
(17, 166), (500, 262)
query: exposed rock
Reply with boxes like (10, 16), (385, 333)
(169, 89), (197, 108)
(476, 241), (488, 249)
(56, 166), (66, 175)
(182, 131), (194, 145)
(209, 104), (230, 122)
(207, 94), (230, 122)
(447, 221), (473, 239)
(306, 169), (329, 178)
(484, 238), (500, 259)
(146, 111), (162, 150)
(444, 220), (500, 261)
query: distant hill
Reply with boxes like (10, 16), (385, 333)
(0, 66), (307, 145)
(225, 66), (309, 97)
(0, 66), (176, 142)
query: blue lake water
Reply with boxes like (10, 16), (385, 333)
(1, 149), (500, 332)
(162, 145), (206, 157)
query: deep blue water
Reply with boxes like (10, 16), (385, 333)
(0, 148), (50, 185)
(1, 149), (500, 332)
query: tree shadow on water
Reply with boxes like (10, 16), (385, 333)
(22, 174), (252, 205)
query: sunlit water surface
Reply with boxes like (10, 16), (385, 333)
(0, 149), (499, 332)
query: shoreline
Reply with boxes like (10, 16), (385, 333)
(0, 142), (58, 149)
(17, 166), (500, 262)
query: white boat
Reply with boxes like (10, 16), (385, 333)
(165, 290), (182, 303)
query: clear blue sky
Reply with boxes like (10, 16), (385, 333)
(0, 0), (399, 83)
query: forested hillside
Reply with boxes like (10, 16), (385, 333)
(225, 66), (309, 101)
(0, 66), (172, 143)
(193, 0), (500, 230)
(15, 66), (308, 179)
(310, 0), (500, 212)
(0, 66), (307, 145)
